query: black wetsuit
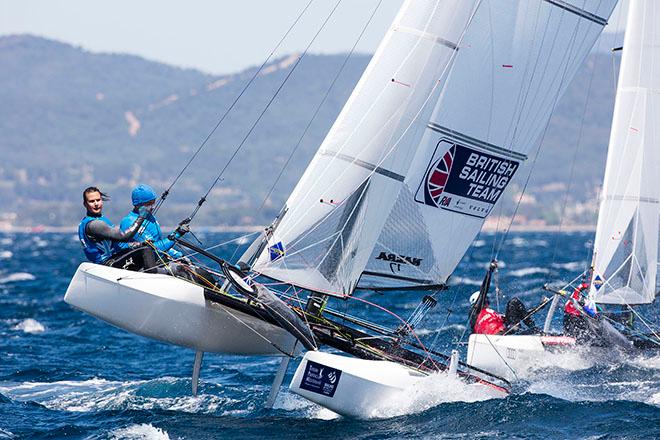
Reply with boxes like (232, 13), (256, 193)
(85, 215), (145, 242)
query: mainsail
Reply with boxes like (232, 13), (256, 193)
(362, 0), (618, 289)
(253, 0), (618, 296)
(590, 0), (660, 306)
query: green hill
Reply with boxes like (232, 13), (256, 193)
(0, 35), (620, 229)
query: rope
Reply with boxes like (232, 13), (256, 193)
(254, 0), (385, 219)
(152, 0), (318, 214)
(185, 0), (345, 223)
(262, 0), (484, 258)
(493, 2), (590, 260)
(547, 50), (598, 282)
(348, 295), (440, 371)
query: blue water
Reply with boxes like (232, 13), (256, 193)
(1, 231), (658, 439)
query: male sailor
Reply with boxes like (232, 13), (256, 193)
(469, 261), (540, 335)
(119, 184), (187, 260)
(78, 186), (149, 264)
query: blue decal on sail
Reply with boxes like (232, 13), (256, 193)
(593, 275), (603, 290)
(299, 360), (342, 397)
(269, 241), (285, 261)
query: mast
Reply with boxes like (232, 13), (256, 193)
(589, 0), (660, 306)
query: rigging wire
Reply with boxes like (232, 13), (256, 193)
(547, 47), (599, 283)
(255, 0), (385, 218)
(260, 0), (485, 272)
(152, 0), (318, 214)
(492, 4), (591, 261)
(453, 2), (597, 348)
(489, 0), (545, 262)
(227, 0), (386, 264)
(184, 0), (345, 224)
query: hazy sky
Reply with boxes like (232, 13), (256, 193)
(0, 0), (629, 76)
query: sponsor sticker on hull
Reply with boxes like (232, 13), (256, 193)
(415, 139), (519, 218)
(298, 360), (342, 398)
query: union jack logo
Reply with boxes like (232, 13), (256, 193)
(421, 145), (455, 207)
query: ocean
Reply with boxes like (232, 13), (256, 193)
(1, 231), (658, 439)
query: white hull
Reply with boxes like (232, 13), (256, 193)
(64, 263), (298, 356)
(290, 351), (507, 418)
(467, 334), (576, 380)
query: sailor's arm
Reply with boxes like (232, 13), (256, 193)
(86, 215), (146, 242)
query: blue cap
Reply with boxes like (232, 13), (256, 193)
(131, 184), (157, 206)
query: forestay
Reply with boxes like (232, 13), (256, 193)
(590, 0), (660, 306)
(252, 0), (482, 296)
(253, 0), (618, 295)
(360, 0), (618, 289)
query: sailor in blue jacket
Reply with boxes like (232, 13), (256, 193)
(120, 184), (183, 260)
(78, 186), (148, 264)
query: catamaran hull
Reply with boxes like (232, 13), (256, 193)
(466, 334), (576, 380)
(289, 351), (507, 418)
(64, 263), (298, 356)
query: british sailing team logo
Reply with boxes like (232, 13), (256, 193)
(419, 144), (455, 207)
(414, 138), (519, 218)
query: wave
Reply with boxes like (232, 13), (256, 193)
(12, 318), (45, 334)
(279, 372), (504, 420)
(450, 276), (481, 286)
(0, 377), (232, 414)
(32, 237), (48, 248)
(365, 372), (504, 418)
(0, 272), (36, 283)
(0, 428), (15, 439)
(275, 392), (340, 420)
(551, 261), (585, 271)
(0, 251), (12, 259)
(508, 267), (550, 277)
(109, 424), (170, 440)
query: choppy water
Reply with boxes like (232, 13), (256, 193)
(1, 231), (658, 439)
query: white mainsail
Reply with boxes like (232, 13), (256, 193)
(253, 0), (618, 295)
(360, 0), (617, 289)
(252, 0), (482, 295)
(590, 0), (660, 306)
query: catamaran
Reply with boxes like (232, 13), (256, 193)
(65, 0), (618, 417)
(467, 0), (660, 380)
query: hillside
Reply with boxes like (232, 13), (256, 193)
(0, 35), (620, 229)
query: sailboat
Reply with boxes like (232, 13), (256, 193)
(467, 0), (660, 380)
(65, 0), (618, 416)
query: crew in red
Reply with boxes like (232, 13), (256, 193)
(474, 306), (506, 335)
(564, 282), (588, 317)
(563, 282), (591, 342)
(469, 291), (538, 335)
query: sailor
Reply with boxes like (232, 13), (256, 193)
(563, 282), (594, 343)
(119, 184), (188, 260)
(78, 186), (150, 264)
(469, 291), (539, 335)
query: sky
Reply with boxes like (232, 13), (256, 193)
(0, 0), (629, 76)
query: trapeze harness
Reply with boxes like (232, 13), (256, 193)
(78, 215), (124, 264)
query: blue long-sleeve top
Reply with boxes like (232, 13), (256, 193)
(119, 210), (182, 259)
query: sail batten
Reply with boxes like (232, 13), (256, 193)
(542, 0), (608, 26)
